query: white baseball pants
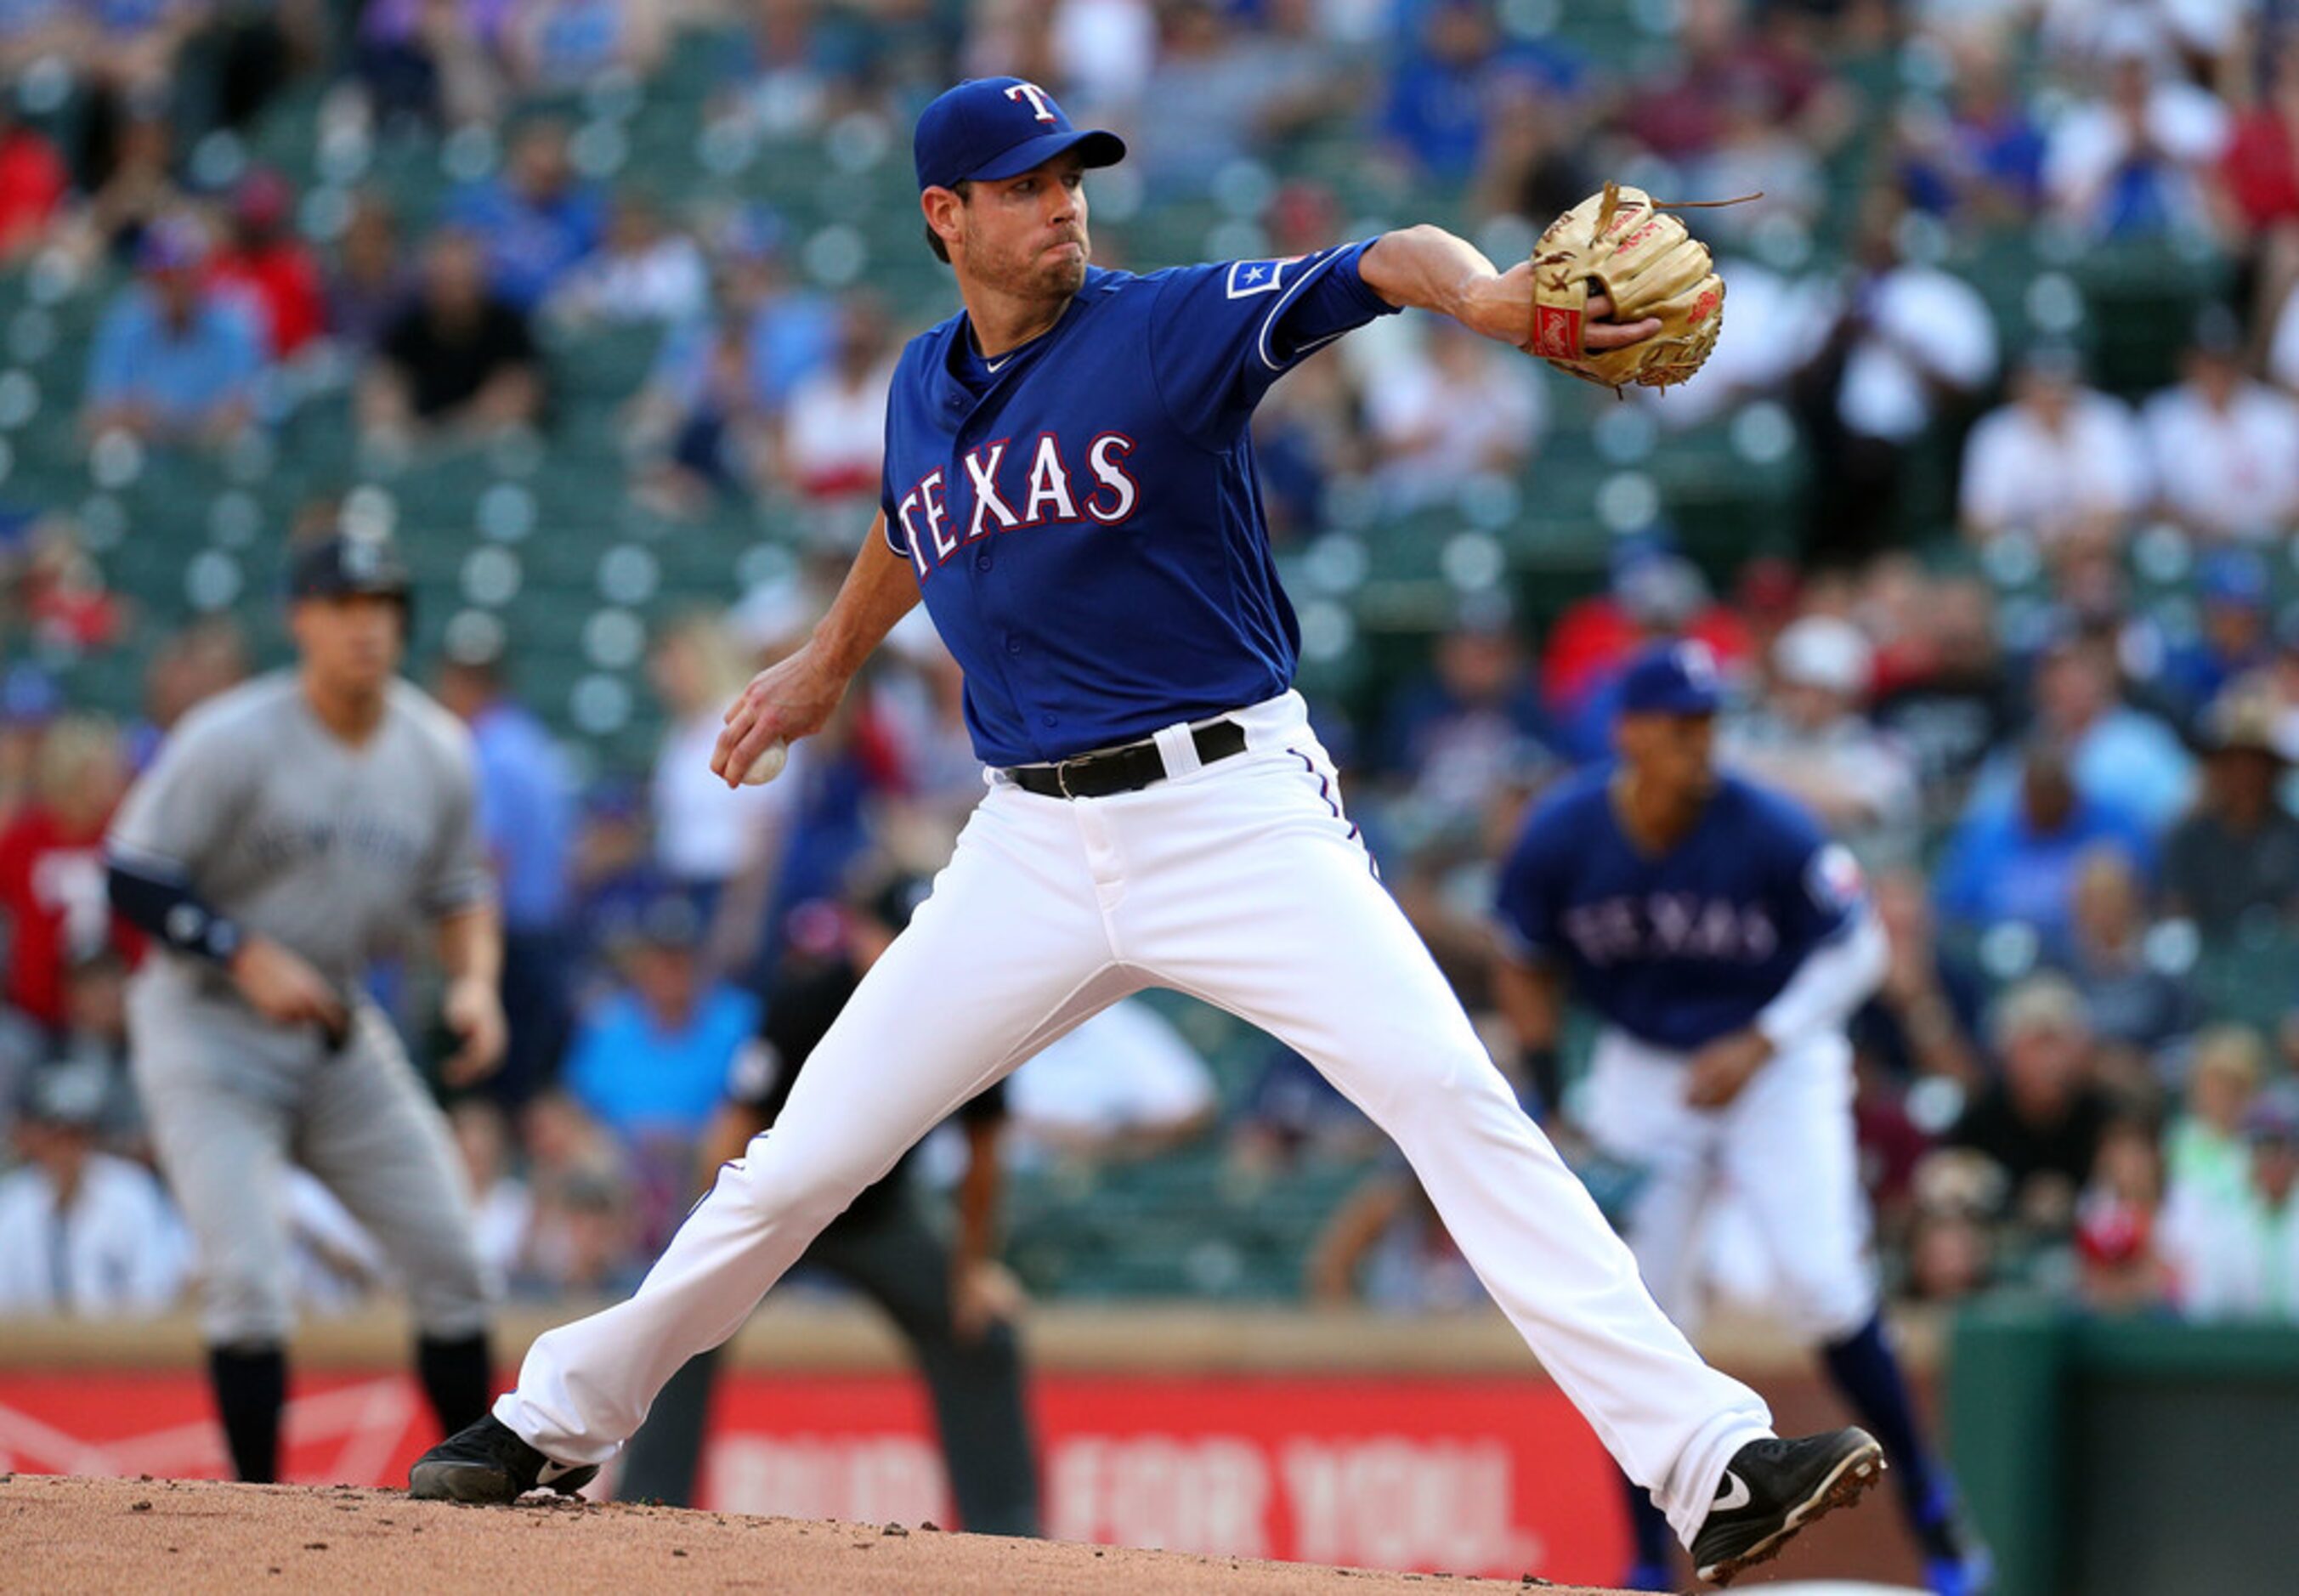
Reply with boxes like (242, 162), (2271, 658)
(500, 691), (1772, 1539)
(1579, 1027), (1877, 1345)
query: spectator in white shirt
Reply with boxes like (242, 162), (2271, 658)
(2038, 0), (2252, 84)
(1363, 317), (1546, 512)
(1003, 998), (1219, 1168)
(1051, 0), (1159, 117)
(2143, 308), (2299, 542)
(648, 613), (798, 906)
(1792, 200), (1998, 562)
(546, 192), (707, 329)
(1961, 345), (2149, 548)
(1722, 614), (1922, 869)
(0, 1063), (185, 1317)
(775, 300), (898, 504)
(2161, 1083), (2299, 1322)
(2042, 22), (2233, 241)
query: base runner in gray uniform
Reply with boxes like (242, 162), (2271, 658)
(105, 532), (507, 1483)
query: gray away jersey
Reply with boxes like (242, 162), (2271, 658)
(109, 671), (493, 988)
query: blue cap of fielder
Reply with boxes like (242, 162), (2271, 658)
(913, 77), (1126, 194)
(1618, 639), (1724, 716)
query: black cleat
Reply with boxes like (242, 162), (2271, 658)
(1692, 1427), (1885, 1586)
(409, 1413), (599, 1504)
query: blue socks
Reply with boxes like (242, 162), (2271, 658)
(1822, 1310), (1951, 1531)
(1619, 1468), (1678, 1586)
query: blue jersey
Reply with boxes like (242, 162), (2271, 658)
(880, 244), (1401, 767)
(1493, 769), (1864, 1052)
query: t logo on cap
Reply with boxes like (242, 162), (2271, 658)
(1005, 82), (1056, 122)
(913, 76), (1126, 195)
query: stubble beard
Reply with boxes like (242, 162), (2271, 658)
(968, 218), (1089, 304)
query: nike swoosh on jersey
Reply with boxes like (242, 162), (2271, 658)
(1713, 1469), (1753, 1512)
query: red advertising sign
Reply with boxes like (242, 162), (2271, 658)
(0, 1372), (1627, 1583)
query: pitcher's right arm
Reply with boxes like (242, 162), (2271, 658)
(712, 512), (920, 786)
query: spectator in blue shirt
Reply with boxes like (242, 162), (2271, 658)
(82, 215), (265, 450)
(2158, 552), (2274, 724)
(447, 117), (605, 312)
(562, 892), (762, 1247)
(626, 215), (835, 512)
(1893, 31), (2046, 224)
(439, 627), (577, 1108)
(565, 894), (762, 1139)
(1967, 638), (2196, 835)
(1381, 0), (1581, 182)
(1935, 744), (2156, 950)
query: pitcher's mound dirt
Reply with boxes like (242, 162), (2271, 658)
(1, 1473), (1630, 1593)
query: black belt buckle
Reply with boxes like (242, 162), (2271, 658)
(1053, 745), (1135, 798)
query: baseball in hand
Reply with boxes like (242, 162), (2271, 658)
(740, 739), (790, 786)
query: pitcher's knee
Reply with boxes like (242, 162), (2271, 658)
(728, 1139), (878, 1228)
(1373, 1044), (1529, 1138)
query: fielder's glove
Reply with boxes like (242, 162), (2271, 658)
(1528, 181), (1740, 394)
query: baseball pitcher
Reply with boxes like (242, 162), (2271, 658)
(414, 78), (1877, 1585)
(107, 532), (504, 1483)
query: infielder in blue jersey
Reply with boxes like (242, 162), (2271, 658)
(1492, 641), (1989, 1594)
(415, 78), (1883, 1584)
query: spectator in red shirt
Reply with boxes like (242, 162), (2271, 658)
(1617, 0), (1849, 163)
(211, 168), (327, 359)
(2221, 32), (2299, 236)
(1540, 535), (1753, 746)
(0, 107), (65, 263)
(2220, 29), (2299, 336)
(0, 716), (139, 1032)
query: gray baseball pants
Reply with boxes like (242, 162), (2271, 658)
(128, 981), (491, 1346)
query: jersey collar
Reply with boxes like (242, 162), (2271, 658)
(931, 269), (1118, 412)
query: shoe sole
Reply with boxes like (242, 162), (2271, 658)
(407, 1461), (599, 1504)
(1696, 1436), (1887, 1588)
(408, 1460), (521, 1503)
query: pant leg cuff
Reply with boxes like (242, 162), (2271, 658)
(1664, 1414), (1777, 1546)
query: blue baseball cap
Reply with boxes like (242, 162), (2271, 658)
(1617, 640), (1724, 717)
(914, 77), (1125, 195)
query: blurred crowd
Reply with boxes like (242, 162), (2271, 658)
(5, 0), (2299, 1334)
(0, 1), (2287, 550)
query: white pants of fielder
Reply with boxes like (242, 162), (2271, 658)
(1580, 1027), (1877, 1345)
(500, 691), (1774, 1540)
